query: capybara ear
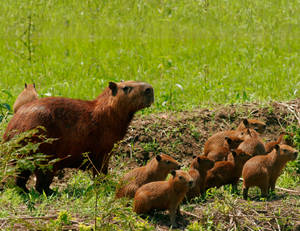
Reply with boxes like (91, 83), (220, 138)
(156, 155), (162, 162)
(192, 155), (197, 159)
(246, 128), (252, 137)
(225, 136), (232, 144)
(197, 157), (201, 164)
(171, 170), (176, 177)
(25, 83), (27, 88)
(109, 82), (118, 96)
(232, 151), (237, 158)
(274, 144), (280, 151)
(243, 119), (249, 127)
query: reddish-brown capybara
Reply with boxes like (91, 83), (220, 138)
(242, 144), (298, 199)
(205, 149), (251, 193)
(3, 81), (154, 194)
(265, 133), (285, 153)
(115, 154), (180, 199)
(134, 170), (194, 227)
(13, 83), (38, 113)
(204, 119), (265, 161)
(236, 128), (266, 157)
(236, 118), (266, 134)
(206, 136), (244, 161)
(186, 155), (214, 200)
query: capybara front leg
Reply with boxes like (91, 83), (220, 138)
(260, 186), (269, 198)
(16, 170), (31, 193)
(35, 169), (54, 195)
(169, 209), (177, 228)
(242, 186), (249, 200)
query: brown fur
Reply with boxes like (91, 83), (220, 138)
(204, 132), (246, 161)
(13, 83), (38, 113)
(236, 118), (266, 134)
(205, 149), (251, 193)
(116, 154), (180, 198)
(134, 170), (194, 227)
(265, 133), (285, 153)
(186, 156), (214, 200)
(3, 81), (154, 194)
(242, 144), (298, 199)
(236, 128), (266, 157)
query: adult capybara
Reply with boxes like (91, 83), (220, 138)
(242, 144), (298, 199)
(206, 136), (244, 161)
(13, 83), (38, 113)
(205, 149), (251, 193)
(116, 154), (180, 199)
(236, 128), (266, 157)
(186, 155), (214, 200)
(134, 170), (194, 227)
(3, 81), (154, 194)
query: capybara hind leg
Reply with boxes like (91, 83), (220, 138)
(16, 170), (31, 193)
(35, 170), (54, 195)
(260, 186), (269, 198)
(242, 186), (249, 200)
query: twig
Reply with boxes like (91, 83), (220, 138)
(275, 186), (300, 194)
(277, 102), (300, 126)
(180, 210), (202, 219)
(0, 215), (57, 221)
(275, 218), (281, 231)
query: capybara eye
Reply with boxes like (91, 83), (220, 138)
(166, 160), (170, 164)
(122, 86), (132, 94)
(145, 88), (152, 95)
(179, 176), (183, 180)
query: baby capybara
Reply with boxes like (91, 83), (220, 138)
(265, 133), (285, 153)
(13, 83), (38, 113)
(186, 155), (214, 200)
(134, 170), (194, 227)
(204, 119), (253, 160)
(236, 118), (266, 134)
(236, 128), (266, 157)
(116, 154), (180, 199)
(242, 144), (298, 199)
(4, 81), (154, 194)
(206, 136), (244, 161)
(205, 149), (251, 193)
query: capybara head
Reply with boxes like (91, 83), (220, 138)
(276, 144), (298, 161)
(25, 83), (36, 91)
(191, 155), (214, 171)
(231, 149), (252, 163)
(241, 119), (266, 134)
(171, 170), (194, 188)
(108, 81), (154, 112)
(156, 154), (180, 171)
(225, 136), (244, 150)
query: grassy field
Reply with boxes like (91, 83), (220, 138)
(0, 0), (299, 112)
(0, 0), (299, 230)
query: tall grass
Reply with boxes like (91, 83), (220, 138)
(0, 0), (299, 112)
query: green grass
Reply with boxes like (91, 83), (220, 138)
(0, 0), (299, 113)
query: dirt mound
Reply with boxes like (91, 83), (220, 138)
(115, 99), (299, 168)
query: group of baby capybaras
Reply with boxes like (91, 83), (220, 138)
(115, 119), (298, 227)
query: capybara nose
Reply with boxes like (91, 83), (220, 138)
(294, 152), (298, 159)
(189, 180), (194, 187)
(177, 165), (181, 170)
